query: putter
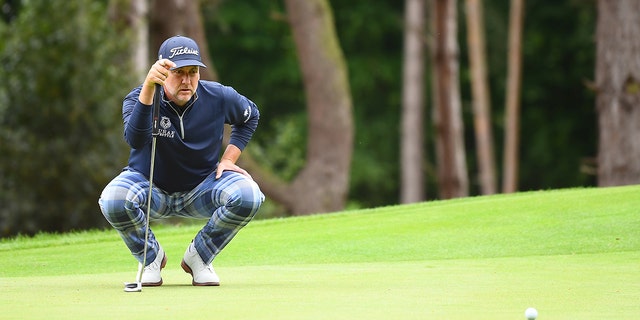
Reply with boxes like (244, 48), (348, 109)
(124, 84), (162, 293)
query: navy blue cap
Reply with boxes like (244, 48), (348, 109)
(157, 35), (207, 69)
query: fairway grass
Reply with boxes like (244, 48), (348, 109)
(1, 186), (639, 319)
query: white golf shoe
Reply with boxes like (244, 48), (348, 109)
(181, 242), (220, 286)
(141, 245), (167, 286)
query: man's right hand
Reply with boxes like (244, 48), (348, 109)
(138, 59), (176, 105)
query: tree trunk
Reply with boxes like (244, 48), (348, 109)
(279, 0), (354, 214)
(108, 0), (148, 79)
(465, 0), (496, 195)
(149, 0), (218, 81)
(596, 0), (640, 186)
(432, 0), (468, 199)
(502, 0), (524, 193)
(400, 0), (426, 204)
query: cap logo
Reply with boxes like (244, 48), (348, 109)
(169, 46), (199, 59)
(158, 36), (207, 68)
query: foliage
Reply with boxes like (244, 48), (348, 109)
(203, 0), (305, 181)
(334, 0), (405, 206)
(205, 0), (405, 207)
(517, 0), (597, 189)
(206, 0), (597, 206)
(0, 0), (133, 237)
(249, 115), (307, 181)
(0, 0), (602, 235)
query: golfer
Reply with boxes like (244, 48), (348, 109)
(99, 35), (264, 286)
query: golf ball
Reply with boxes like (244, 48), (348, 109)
(525, 307), (538, 320)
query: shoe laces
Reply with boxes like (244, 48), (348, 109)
(145, 261), (160, 272)
(187, 243), (215, 274)
(193, 255), (214, 273)
(144, 254), (163, 271)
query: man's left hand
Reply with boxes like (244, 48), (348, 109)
(216, 159), (253, 180)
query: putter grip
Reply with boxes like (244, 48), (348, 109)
(152, 84), (161, 136)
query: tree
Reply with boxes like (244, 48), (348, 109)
(432, 0), (468, 199)
(502, 0), (524, 193)
(148, 0), (218, 81)
(0, 1), (132, 237)
(400, 0), (426, 203)
(0, 0), (606, 235)
(249, 0), (354, 214)
(595, 0), (640, 186)
(464, 0), (497, 195)
(108, 0), (148, 79)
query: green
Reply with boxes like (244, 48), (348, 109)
(1, 186), (638, 319)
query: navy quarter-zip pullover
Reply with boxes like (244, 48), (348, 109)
(122, 81), (259, 193)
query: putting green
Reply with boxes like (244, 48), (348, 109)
(1, 186), (639, 319)
(2, 252), (637, 319)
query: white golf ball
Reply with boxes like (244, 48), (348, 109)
(525, 307), (538, 320)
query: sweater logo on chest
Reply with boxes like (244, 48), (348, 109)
(161, 116), (171, 130)
(158, 116), (175, 138)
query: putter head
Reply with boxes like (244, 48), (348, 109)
(123, 282), (142, 292)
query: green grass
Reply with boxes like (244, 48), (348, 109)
(1, 186), (639, 319)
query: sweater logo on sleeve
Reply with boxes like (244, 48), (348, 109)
(243, 107), (251, 123)
(158, 116), (175, 138)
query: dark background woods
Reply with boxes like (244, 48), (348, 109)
(0, 0), (604, 237)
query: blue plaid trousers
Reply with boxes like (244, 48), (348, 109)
(98, 169), (264, 266)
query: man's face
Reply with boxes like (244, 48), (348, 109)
(164, 66), (200, 106)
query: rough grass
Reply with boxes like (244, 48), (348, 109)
(1, 186), (639, 319)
